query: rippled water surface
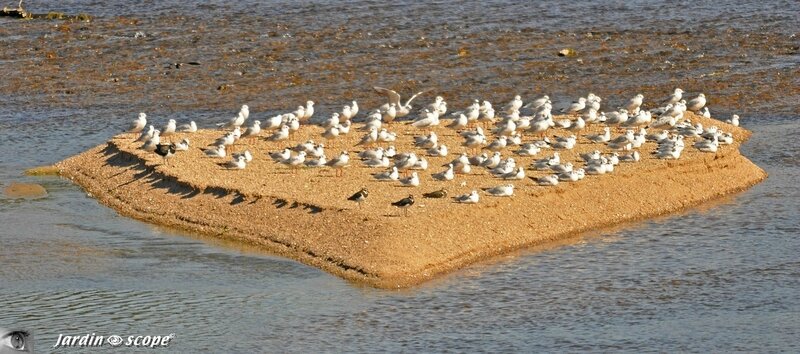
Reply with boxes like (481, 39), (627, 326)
(1, 0), (799, 352)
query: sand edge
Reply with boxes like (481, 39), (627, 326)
(55, 124), (767, 289)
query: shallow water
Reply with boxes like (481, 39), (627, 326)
(2, 0), (800, 352)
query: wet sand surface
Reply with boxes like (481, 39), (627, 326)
(0, 2), (797, 117)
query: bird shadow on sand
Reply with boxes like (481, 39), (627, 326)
(272, 198), (323, 213)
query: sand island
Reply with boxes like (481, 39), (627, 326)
(55, 110), (766, 288)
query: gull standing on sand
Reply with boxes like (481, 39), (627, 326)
(550, 162), (573, 174)
(178, 120), (197, 133)
(141, 130), (161, 152)
(447, 114), (469, 130)
(174, 138), (190, 151)
(374, 166), (400, 181)
(727, 114), (740, 127)
(322, 125), (340, 144)
(428, 144), (448, 157)
(399, 172), (420, 187)
(203, 144), (226, 158)
(322, 113), (340, 129)
(356, 127), (379, 146)
(567, 116), (586, 132)
(326, 151), (350, 176)
(232, 150), (253, 163)
(455, 190), (480, 204)
(425, 96), (447, 116)
(269, 148), (291, 162)
(382, 104), (398, 123)
(310, 144), (326, 158)
(535, 175), (560, 186)
(619, 151), (641, 162)
(586, 127), (611, 143)
(214, 132), (236, 146)
(694, 136), (719, 153)
(282, 151), (307, 172)
(161, 119), (176, 137)
(363, 155), (390, 168)
(524, 95), (550, 110)
(128, 112), (147, 135)
(686, 93), (707, 112)
(362, 112), (383, 132)
(662, 88), (684, 105)
(500, 167), (525, 180)
(412, 109), (440, 129)
(414, 132), (438, 149)
(221, 155), (247, 170)
(137, 125), (155, 142)
(701, 107), (711, 118)
(515, 143), (540, 156)
(262, 114), (283, 130)
(533, 153), (560, 170)
(301, 101), (315, 122)
(393, 153), (419, 173)
(231, 127), (242, 141)
(562, 97), (587, 114)
(484, 184), (514, 197)
(219, 110), (246, 129)
(293, 105), (306, 122)
(432, 164), (455, 181)
(626, 94), (644, 114)
(359, 147), (384, 161)
(337, 120), (352, 135)
(558, 169), (585, 182)
(552, 135), (577, 150)
(378, 128), (397, 142)
(304, 154), (328, 168)
(294, 140), (316, 153)
(269, 125), (290, 141)
(478, 152), (499, 169)
(340, 105), (354, 121)
(242, 120), (261, 138)
(503, 95), (523, 115)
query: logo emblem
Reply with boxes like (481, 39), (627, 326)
(106, 335), (123, 347)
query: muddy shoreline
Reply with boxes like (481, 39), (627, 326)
(0, 12), (797, 116)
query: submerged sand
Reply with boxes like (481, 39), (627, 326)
(56, 112), (766, 288)
(3, 182), (48, 199)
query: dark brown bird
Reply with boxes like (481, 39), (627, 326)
(423, 188), (448, 198)
(154, 143), (176, 166)
(391, 195), (415, 216)
(347, 188), (369, 208)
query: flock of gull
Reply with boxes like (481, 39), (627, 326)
(126, 87), (742, 216)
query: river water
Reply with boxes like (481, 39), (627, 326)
(1, 0), (799, 352)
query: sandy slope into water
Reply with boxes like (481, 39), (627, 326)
(56, 112), (766, 288)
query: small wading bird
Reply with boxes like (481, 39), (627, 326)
(347, 188), (369, 208)
(154, 143), (176, 166)
(423, 188), (448, 198)
(392, 195), (415, 216)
